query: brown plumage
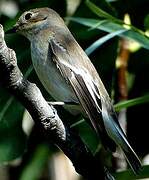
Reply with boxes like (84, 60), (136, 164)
(7, 7), (141, 173)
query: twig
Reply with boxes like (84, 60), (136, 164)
(115, 38), (130, 171)
(117, 38), (130, 101)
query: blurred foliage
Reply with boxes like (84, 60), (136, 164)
(0, 0), (149, 179)
(19, 143), (51, 180)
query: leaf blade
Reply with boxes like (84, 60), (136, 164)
(114, 94), (149, 111)
(69, 17), (149, 49)
(85, 29), (127, 55)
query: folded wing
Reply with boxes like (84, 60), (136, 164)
(48, 35), (141, 173)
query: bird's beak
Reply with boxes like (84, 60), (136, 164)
(5, 25), (18, 34)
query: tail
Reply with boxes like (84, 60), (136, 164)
(101, 100), (142, 174)
(123, 145), (142, 174)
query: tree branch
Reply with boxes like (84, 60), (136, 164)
(0, 24), (114, 180)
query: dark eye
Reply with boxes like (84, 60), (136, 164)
(24, 13), (32, 20)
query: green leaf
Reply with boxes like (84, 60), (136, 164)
(69, 17), (149, 49)
(85, 0), (119, 22)
(20, 144), (51, 180)
(0, 64), (33, 163)
(85, 0), (144, 35)
(114, 165), (149, 180)
(144, 14), (149, 30)
(0, 89), (26, 163)
(72, 118), (100, 155)
(24, 65), (33, 78)
(85, 29), (127, 55)
(114, 94), (149, 111)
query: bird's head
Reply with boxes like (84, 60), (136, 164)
(6, 8), (64, 39)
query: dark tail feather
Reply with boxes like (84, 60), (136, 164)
(123, 147), (142, 174)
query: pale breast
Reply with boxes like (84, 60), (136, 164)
(30, 41), (78, 103)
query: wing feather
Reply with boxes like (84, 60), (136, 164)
(49, 37), (116, 151)
(47, 32), (141, 173)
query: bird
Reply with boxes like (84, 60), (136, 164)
(6, 7), (141, 173)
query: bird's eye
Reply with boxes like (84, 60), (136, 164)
(24, 13), (32, 20)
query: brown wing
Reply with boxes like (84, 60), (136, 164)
(49, 36), (116, 151)
(47, 25), (141, 174)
